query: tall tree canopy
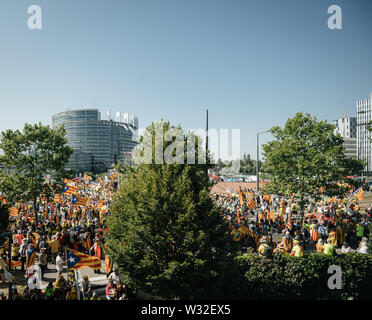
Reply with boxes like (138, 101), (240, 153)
(0, 123), (73, 223)
(107, 120), (239, 299)
(262, 113), (364, 213)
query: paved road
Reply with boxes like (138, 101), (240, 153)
(0, 259), (108, 297)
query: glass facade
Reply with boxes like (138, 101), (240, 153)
(52, 109), (138, 174)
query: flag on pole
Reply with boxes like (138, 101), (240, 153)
(9, 207), (19, 217)
(246, 193), (256, 210)
(26, 247), (36, 271)
(63, 185), (78, 196)
(287, 213), (293, 230)
(53, 194), (62, 204)
(95, 200), (104, 210)
(353, 187), (365, 201)
(239, 187), (245, 206)
(71, 194), (88, 207)
(65, 248), (102, 270)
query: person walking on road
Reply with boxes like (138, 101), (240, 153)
(90, 238), (104, 274)
(56, 252), (65, 277)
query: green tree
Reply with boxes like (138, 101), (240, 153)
(262, 113), (364, 220)
(107, 120), (240, 299)
(215, 153), (262, 176)
(0, 123), (73, 224)
(235, 251), (372, 300)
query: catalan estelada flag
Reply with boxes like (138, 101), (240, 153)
(72, 194), (88, 207)
(96, 200), (104, 210)
(53, 194), (62, 204)
(9, 207), (19, 217)
(246, 193), (256, 210)
(105, 255), (113, 275)
(82, 236), (92, 253)
(63, 185), (78, 196)
(353, 187), (365, 201)
(287, 213), (293, 230)
(65, 248), (102, 270)
(26, 248), (36, 271)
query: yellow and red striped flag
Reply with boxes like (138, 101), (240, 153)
(105, 255), (113, 275)
(9, 207), (19, 217)
(287, 213), (293, 230)
(65, 248), (102, 270)
(246, 193), (256, 210)
(353, 188), (365, 201)
(63, 185), (78, 196)
(71, 194), (88, 207)
(53, 194), (62, 204)
(96, 200), (104, 209)
(5, 259), (22, 269)
(267, 209), (274, 221)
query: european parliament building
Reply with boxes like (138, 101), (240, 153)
(52, 109), (138, 174)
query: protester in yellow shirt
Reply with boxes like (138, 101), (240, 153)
(290, 240), (304, 257)
(316, 239), (324, 253)
(48, 235), (60, 264)
(323, 239), (335, 256)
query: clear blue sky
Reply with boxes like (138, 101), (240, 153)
(0, 0), (371, 159)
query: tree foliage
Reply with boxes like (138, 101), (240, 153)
(107, 120), (240, 299)
(262, 113), (365, 207)
(215, 153), (263, 176)
(0, 123), (73, 206)
(235, 251), (372, 300)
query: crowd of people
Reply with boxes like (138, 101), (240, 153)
(1, 174), (372, 300)
(214, 187), (371, 258)
(0, 173), (129, 300)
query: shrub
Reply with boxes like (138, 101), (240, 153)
(235, 251), (372, 300)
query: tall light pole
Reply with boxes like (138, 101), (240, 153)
(256, 130), (270, 192)
(206, 109), (209, 175)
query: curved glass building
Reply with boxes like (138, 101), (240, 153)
(52, 109), (138, 174)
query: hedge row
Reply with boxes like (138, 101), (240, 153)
(233, 251), (372, 300)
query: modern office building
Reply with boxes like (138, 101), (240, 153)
(333, 117), (357, 159)
(333, 117), (357, 138)
(342, 138), (357, 159)
(52, 109), (138, 174)
(356, 92), (372, 173)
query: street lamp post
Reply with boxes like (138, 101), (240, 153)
(256, 130), (270, 192)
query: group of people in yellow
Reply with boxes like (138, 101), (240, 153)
(215, 189), (371, 258)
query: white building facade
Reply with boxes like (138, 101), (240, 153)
(333, 117), (357, 138)
(333, 117), (357, 159)
(356, 92), (372, 172)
